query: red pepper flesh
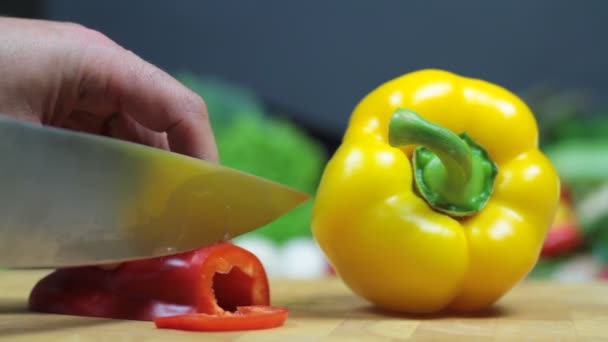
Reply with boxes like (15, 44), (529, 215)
(541, 185), (582, 257)
(154, 305), (289, 332)
(541, 224), (583, 257)
(28, 243), (285, 331)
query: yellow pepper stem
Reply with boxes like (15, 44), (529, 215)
(388, 109), (498, 217)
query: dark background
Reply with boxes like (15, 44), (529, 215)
(2, 0), (606, 149)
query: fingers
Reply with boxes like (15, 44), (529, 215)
(0, 18), (217, 162)
(80, 47), (218, 162)
(105, 113), (170, 151)
(60, 110), (108, 135)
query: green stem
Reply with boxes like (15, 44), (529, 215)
(388, 109), (497, 216)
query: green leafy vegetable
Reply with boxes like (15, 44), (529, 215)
(176, 72), (326, 244)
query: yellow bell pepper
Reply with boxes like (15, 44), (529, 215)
(311, 69), (560, 313)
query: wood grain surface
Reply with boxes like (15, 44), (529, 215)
(0, 270), (607, 341)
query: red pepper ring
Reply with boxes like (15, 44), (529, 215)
(154, 305), (289, 332)
(28, 243), (288, 331)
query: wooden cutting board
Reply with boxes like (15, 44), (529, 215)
(0, 270), (607, 341)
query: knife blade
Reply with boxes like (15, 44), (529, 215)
(0, 114), (309, 268)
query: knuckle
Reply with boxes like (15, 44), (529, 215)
(83, 28), (115, 45)
(60, 21), (88, 31)
(62, 21), (117, 47)
(185, 92), (209, 119)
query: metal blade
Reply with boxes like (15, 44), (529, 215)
(0, 114), (309, 268)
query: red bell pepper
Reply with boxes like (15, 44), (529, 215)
(541, 185), (583, 257)
(28, 243), (288, 331)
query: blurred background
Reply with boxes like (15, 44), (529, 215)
(3, 0), (607, 281)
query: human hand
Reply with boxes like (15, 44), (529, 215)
(0, 17), (217, 161)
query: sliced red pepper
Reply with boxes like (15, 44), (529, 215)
(154, 305), (289, 332)
(28, 243), (288, 331)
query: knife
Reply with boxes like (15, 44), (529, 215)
(0, 114), (309, 268)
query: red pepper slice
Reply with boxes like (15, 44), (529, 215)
(154, 305), (289, 331)
(28, 243), (288, 331)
